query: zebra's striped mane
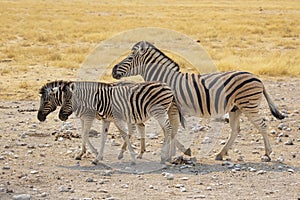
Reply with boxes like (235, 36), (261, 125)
(39, 80), (66, 94)
(134, 41), (180, 72)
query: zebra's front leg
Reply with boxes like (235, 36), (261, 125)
(216, 110), (241, 160)
(76, 118), (94, 160)
(118, 123), (134, 160)
(136, 123), (146, 159)
(92, 120), (111, 165)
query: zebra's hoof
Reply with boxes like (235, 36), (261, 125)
(184, 148), (192, 156)
(130, 161), (136, 165)
(261, 155), (271, 162)
(215, 154), (223, 161)
(91, 159), (98, 165)
(75, 156), (82, 160)
(118, 154), (124, 160)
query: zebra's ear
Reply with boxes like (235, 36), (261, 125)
(51, 87), (59, 94)
(69, 83), (75, 93)
(137, 41), (150, 54)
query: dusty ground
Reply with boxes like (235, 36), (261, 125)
(0, 78), (299, 200)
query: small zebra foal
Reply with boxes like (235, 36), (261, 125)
(59, 81), (188, 164)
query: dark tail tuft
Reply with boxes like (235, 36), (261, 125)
(263, 87), (285, 120)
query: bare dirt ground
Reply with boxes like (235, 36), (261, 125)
(0, 78), (299, 200)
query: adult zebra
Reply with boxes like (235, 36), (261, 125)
(112, 41), (285, 162)
(38, 80), (190, 164)
(58, 81), (188, 165)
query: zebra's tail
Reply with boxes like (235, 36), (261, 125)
(263, 87), (285, 120)
(173, 96), (186, 129)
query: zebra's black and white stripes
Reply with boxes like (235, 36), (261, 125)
(112, 41), (285, 161)
(58, 81), (189, 164)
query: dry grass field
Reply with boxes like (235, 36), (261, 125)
(0, 0), (299, 100)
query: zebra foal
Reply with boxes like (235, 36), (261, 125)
(37, 81), (150, 162)
(112, 41), (285, 162)
(59, 81), (187, 164)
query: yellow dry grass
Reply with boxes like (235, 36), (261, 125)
(0, 0), (299, 100)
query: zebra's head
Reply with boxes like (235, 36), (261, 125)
(112, 41), (153, 80)
(37, 81), (64, 122)
(59, 82), (74, 121)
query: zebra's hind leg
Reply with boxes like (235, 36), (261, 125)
(155, 115), (174, 163)
(115, 122), (137, 165)
(243, 109), (272, 162)
(136, 123), (146, 159)
(92, 120), (110, 165)
(168, 103), (191, 156)
(216, 109), (241, 161)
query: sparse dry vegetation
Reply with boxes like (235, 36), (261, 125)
(0, 0), (299, 100)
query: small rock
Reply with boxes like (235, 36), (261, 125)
(277, 156), (284, 163)
(276, 137), (282, 143)
(248, 167), (257, 172)
(194, 195), (206, 199)
(220, 140), (226, 145)
(12, 194), (31, 200)
(164, 173), (174, 180)
(2, 166), (10, 170)
(121, 184), (129, 189)
(103, 170), (112, 176)
(252, 150), (260, 154)
(287, 169), (294, 173)
(257, 170), (266, 175)
(0, 156), (5, 160)
(180, 187), (187, 192)
(233, 149), (239, 153)
(40, 152), (46, 157)
(149, 185), (154, 189)
(277, 123), (286, 130)
(291, 152), (296, 158)
(0, 188), (5, 192)
(284, 140), (294, 145)
(278, 166), (283, 170)
(39, 192), (47, 197)
(237, 156), (244, 162)
(98, 189), (108, 193)
(58, 186), (69, 192)
(27, 144), (35, 149)
(270, 129), (276, 135)
(278, 132), (284, 137)
(206, 186), (212, 191)
(30, 170), (39, 174)
(222, 161), (234, 169)
(175, 184), (184, 188)
(86, 178), (95, 182)
(202, 137), (212, 144)
(180, 177), (189, 181)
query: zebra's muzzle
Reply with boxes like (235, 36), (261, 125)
(59, 112), (68, 121)
(112, 66), (121, 79)
(37, 111), (46, 122)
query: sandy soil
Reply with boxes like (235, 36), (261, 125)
(0, 78), (299, 200)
